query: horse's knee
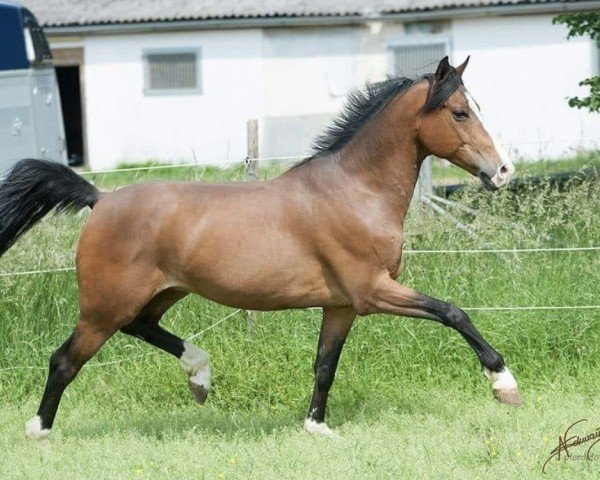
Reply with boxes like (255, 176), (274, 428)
(439, 304), (471, 329)
(48, 340), (76, 386)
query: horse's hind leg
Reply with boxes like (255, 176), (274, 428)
(120, 288), (211, 404)
(25, 319), (116, 439)
(25, 268), (164, 439)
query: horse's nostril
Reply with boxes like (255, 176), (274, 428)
(499, 164), (509, 177)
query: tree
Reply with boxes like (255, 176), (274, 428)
(553, 13), (600, 113)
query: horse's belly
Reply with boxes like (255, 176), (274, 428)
(184, 267), (342, 311)
(175, 233), (346, 311)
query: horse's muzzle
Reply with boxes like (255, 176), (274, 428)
(479, 172), (498, 191)
(480, 161), (514, 190)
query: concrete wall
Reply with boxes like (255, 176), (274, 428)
(261, 21), (455, 157)
(261, 22), (410, 157)
(452, 14), (600, 159)
(261, 26), (361, 157)
(49, 14), (599, 169)
(262, 15), (599, 160)
(81, 29), (263, 170)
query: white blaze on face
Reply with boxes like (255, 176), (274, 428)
(464, 91), (515, 187)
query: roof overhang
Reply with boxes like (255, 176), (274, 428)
(45, 1), (600, 37)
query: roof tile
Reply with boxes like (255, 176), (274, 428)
(16, 0), (584, 28)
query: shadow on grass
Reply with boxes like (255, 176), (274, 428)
(66, 405), (300, 441)
(63, 381), (491, 441)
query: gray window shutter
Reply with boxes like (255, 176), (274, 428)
(392, 42), (448, 77)
(146, 52), (199, 92)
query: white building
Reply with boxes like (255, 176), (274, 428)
(21, 0), (600, 170)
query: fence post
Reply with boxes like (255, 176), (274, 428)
(246, 119), (259, 181)
(245, 119), (259, 327)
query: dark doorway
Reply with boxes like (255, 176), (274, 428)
(56, 66), (84, 166)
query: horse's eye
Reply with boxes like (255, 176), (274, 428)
(453, 111), (469, 121)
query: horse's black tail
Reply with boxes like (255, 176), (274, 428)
(0, 159), (99, 258)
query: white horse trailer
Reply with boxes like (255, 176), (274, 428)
(0, 1), (66, 173)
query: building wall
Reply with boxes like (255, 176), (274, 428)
(50, 13), (599, 169)
(261, 22), (410, 157)
(452, 14), (600, 159)
(81, 29), (263, 169)
(261, 26), (362, 157)
(262, 14), (599, 160)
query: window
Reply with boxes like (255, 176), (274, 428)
(22, 9), (52, 66)
(143, 50), (201, 95)
(390, 39), (448, 77)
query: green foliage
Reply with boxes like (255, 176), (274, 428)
(554, 12), (600, 46)
(567, 76), (600, 112)
(553, 13), (600, 113)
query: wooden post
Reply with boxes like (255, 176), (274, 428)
(413, 156), (433, 216)
(246, 119), (259, 327)
(246, 119), (259, 181)
(416, 157), (433, 200)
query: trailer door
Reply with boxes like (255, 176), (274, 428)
(30, 68), (66, 162)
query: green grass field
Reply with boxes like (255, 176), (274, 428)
(1, 161), (600, 479)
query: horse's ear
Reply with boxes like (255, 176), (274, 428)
(455, 56), (470, 77)
(425, 56), (455, 111)
(434, 56), (451, 82)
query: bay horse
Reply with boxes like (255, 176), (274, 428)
(0, 57), (520, 439)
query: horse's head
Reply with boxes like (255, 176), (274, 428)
(416, 56), (514, 190)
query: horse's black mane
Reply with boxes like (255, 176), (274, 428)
(311, 76), (416, 158)
(294, 67), (462, 168)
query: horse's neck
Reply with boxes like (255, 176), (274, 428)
(288, 143), (422, 231)
(284, 99), (424, 224)
(335, 112), (424, 222)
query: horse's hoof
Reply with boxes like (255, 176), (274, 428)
(304, 418), (336, 436)
(188, 379), (209, 404)
(493, 388), (523, 406)
(25, 415), (51, 440)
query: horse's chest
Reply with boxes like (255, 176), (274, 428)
(372, 233), (405, 279)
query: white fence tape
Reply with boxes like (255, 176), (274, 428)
(78, 155), (308, 175)
(75, 140), (600, 176)
(0, 266), (76, 277)
(2, 246), (598, 278)
(404, 246), (600, 254)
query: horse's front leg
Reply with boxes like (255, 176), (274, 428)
(305, 307), (356, 436)
(357, 276), (522, 405)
